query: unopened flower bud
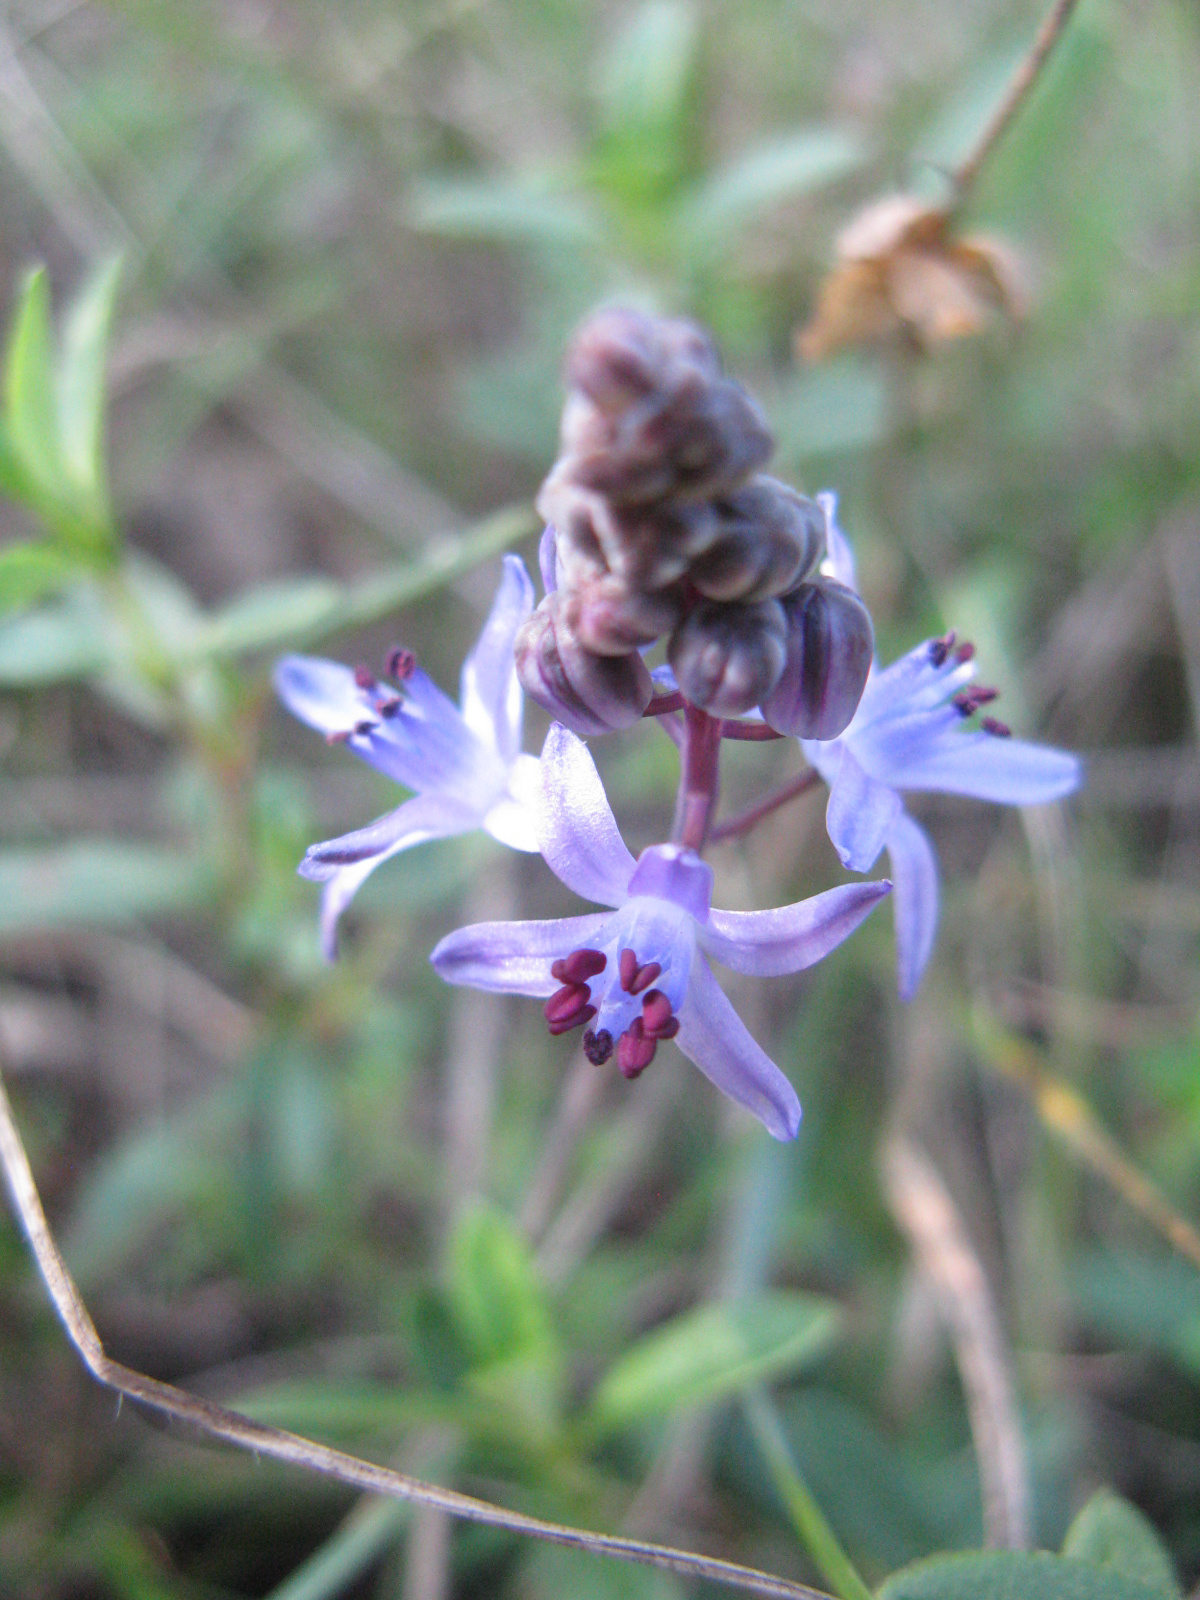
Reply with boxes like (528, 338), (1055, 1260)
(538, 474), (718, 591)
(668, 598), (788, 717)
(572, 375), (774, 506)
(514, 592), (652, 735)
(559, 307), (774, 507)
(690, 477), (825, 602)
(760, 579), (874, 739)
(563, 572), (684, 656)
(564, 306), (720, 419)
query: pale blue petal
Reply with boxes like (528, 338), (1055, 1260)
(825, 746), (903, 873)
(885, 810), (939, 1002)
(430, 912), (613, 996)
(878, 731), (1082, 804)
(300, 792), (479, 960)
(459, 555), (534, 764)
(700, 880), (891, 976)
(536, 725), (636, 907)
(274, 654), (366, 734)
(676, 957), (802, 1141)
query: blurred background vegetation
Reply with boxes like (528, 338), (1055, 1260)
(0, 0), (1198, 1595)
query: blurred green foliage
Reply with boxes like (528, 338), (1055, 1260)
(0, 0), (1198, 1597)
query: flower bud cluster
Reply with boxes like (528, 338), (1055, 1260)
(515, 306), (874, 737)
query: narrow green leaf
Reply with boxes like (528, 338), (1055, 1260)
(187, 502), (536, 662)
(590, 1292), (842, 1432)
(0, 418), (29, 500)
(449, 1205), (553, 1371)
(678, 128), (864, 261)
(880, 1551), (1171, 1600)
(407, 178), (603, 250)
(1063, 1491), (1181, 1600)
(593, 0), (698, 204)
(0, 588), (112, 684)
(5, 266), (60, 490)
(0, 538), (80, 614)
(57, 255), (122, 513)
(0, 841), (213, 935)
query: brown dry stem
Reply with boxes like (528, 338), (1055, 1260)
(0, 1066), (829, 1600)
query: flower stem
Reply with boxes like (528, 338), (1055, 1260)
(675, 703), (723, 851)
(709, 769), (820, 843)
(951, 0), (1080, 204)
(743, 1388), (874, 1600)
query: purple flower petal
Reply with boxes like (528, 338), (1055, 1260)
(675, 957), (802, 1141)
(627, 844), (713, 920)
(885, 810), (939, 1002)
(274, 654), (368, 734)
(299, 792), (479, 960)
(700, 880), (891, 976)
(825, 746), (904, 873)
(870, 729), (1082, 805)
(536, 725), (636, 907)
(459, 555), (534, 764)
(430, 911), (613, 996)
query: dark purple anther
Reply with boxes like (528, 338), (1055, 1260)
(552, 948), (607, 984)
(929, 631), (957, 668)
(326, 729), (352, 745)
(953, 686), (999, 716)
(982, 717), (1012, 737)
(386, 648), (416, 681)
(378, 696), (402, 717)
(617, 1018), (657, 1079)
(353, 719), (376, 736)
(640, 990), (674, 1036)
(545, 982), (593, 1027)
(954, 641), (976, 663)
(583, 1028), (614, 1065)
(354, 664), (376, 690)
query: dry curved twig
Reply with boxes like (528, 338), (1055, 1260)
(0, 1068), (829, 1600)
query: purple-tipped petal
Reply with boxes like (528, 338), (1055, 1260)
(872, 730), (1082, 805)
(274, 654), (367, 734)
(299, 792), (479, 960)
(700, 879), (891, 976)
(825, 746), (904, 873)
(885, 810), (939, 1001)
(459, 555), (535, 764)
(675, 957), (802, 1141)
(536, 725), (636, 907)
(430, 912), (612, 996)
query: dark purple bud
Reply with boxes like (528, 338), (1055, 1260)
(760, 579), (874, 739)
(559, 308), (773, 507)
(689, 478), (825, 602)
(538, 474), (716, 591)
(572, 375), (774, 507)
(564, 305), (719, 417)
(668, 598), (788, 718)
(514, 592), (653, 736)
(563, 572), (684, 656)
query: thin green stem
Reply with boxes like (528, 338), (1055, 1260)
(743, 1388), (874, 1600)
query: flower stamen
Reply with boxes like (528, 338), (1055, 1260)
(552, 949), (607, 984)
(929, 630), (957, 667)
(583, 1027), (614, 1065)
